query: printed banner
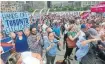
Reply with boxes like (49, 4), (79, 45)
(1, 12), (30, 34)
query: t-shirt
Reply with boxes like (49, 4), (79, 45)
(44, 38), (58, 56)
(53, 26), (61, 37)
(78, 30), (86, 39)
(42, 24), (48, 33)
(21, 52), (40, 64)
(15, 35), (29, 52)
(67, 31), (76, 37)
(64, 23), (69, 34)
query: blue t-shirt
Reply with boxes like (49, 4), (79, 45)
(44, 38), (58, 56)
(76, 36), (89, 61)
(15, 34), (29, 52)
(53, 26), (60, 37)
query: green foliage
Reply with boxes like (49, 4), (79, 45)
(50, 5), (90, 12)
(28, 8), (34, 12)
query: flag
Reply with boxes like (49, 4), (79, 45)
(0, 37), (13, 54)
(80, 12), (90, 19)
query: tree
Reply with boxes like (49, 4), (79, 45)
(28, 8), (34, 12)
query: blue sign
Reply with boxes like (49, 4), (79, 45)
(1, 12), (30, 34)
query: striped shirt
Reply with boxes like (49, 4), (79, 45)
(27, 33), (43, 55)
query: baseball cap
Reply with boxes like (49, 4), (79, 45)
(87, 28), (100, 39)
(81, 24), (86, 29)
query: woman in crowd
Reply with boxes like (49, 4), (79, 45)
(64, 24), (80, 60)
(44, 32), (60, 64)
(24, 28), (30, 37)
(15, 30), (29, 53)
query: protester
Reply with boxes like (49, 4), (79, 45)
(76, 28), (105, 64)
(27, 27), (43, 56)
(44, 32), (60, 64)
(24, 28), (30, 37)
(1, 9), (105, 64)
(0, 32), (13, 63)
(64, 25), (80, 60)
(53, 22), (61, 38)
(15, 30), (29, 52)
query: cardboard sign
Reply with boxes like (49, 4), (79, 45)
(1, 12), (30, 34)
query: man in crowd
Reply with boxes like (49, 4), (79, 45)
(27, 27), (43, 56)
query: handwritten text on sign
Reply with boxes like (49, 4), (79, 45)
(1, 12), (30, 34)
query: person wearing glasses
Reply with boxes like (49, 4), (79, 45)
(27, 27), (43, 59)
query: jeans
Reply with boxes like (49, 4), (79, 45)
(46, 54), (56, 64)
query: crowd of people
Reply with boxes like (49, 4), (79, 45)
(0, 13), (105, 64)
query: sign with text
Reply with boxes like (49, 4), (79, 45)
(1, 12), (30, 34)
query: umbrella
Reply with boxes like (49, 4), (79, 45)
(91, 2), (105, 12)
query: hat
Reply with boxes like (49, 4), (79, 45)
(81, 24), (86, 29)
(87, 28), (100, 38)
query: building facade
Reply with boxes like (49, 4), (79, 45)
(0, 1), (25, 12)
(51, 1), (102, 8)
(0, 1), (47, 12)
(81, 1), (102, 7)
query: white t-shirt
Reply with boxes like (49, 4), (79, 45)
(42, 24), (48, 33)
(21, 52), (40, 64)
(78, 30), (86, 39)
(64, 23), (69, 34)
(0, 46), (4, 54)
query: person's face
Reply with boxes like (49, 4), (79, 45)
(0, 33), (3, 39)
(71, 26), (75, 31)
(48, 33), (54, 40)
(82, 28), (87, 32)
(10, 32), (16, 39)
(31, 28), (37, 35)
(17, 31), (23, 36)
(96, 27), (100, 31)
(24, 29), (30, 36)
(47, 27), (52, 32)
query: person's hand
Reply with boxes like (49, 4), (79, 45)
(98, 45), (105, 50)
(77, 32), (81, 36)
(50, 43), (55, 47)
(37, 36), (40, 41)
(92, 38), (101, 41)
(12, 43), (15, 48)
(32, 53), (42, 60)
(10, 32), (16, 39)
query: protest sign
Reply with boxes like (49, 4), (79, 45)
(0, 12), (30, 34)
